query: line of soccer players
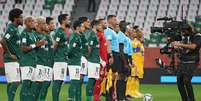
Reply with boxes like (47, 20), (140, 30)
(2, 8), (145, 101)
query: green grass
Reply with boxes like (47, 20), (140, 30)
(0, 84), (200, 101)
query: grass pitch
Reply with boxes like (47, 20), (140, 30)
(0, 84), (200, 101)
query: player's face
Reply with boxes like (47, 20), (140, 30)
(114, 24), (120, 32)
(100, 20), (107, 29)
(25, 17), (35, 29)
(48, 20), (55, 31)
(96, 24), (102, 31)
(80, 24), (86, 33)
(17, 15), (23, 26)
(111, 17), (117, 27)
(84, 19), (91, 29)
(64, 16), (70, 28)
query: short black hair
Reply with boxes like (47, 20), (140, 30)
(46, 17), (54, 24)
(107, 15), (116, 20)
(58, 14), (68, 24)
(91, 20), (99, 28)
(9, 8), (23, 22)
(73, 20), (82, 30)
(78, 16), (89, 23)
(119, 20), (129, 33)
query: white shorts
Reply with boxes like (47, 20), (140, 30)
(20, 66), (35, 81)
(43, 66), (53, 81)
(80, 56), (88, 75)
(32, 65), (46, 82)
(53, 62), (67, 81)
(4, 62), (20, 83)
(68, 65), (81, 80)
(88, 62), (100, 79)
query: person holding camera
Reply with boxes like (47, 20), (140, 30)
(171, 24), (201, 101)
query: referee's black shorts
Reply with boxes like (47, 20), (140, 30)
(111, 51), (130, 75)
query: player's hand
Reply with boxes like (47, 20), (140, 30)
(36, 40), (48, 47)
(109, 56), (114, 65)
(171, 41), (182, 48)
(10, 54), (18, 61)
(101, 60), (106, 67)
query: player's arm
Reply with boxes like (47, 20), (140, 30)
(1, 31), (18, 60)
(53, 31), (61, 49)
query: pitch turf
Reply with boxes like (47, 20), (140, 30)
(0, 84), (200, 101)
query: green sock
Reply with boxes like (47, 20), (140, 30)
(76, 80), (82, 101)
(7, 82), (18, 101)
(86, 78), (96, 101)
(39, 81), (51, 100)
(68, 80), (77, 101)
(20, 80), (32, 101)
(30, 82), (42, 101)
(52, 80), (62, 101)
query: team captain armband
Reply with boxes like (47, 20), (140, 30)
(56, 37), (60, 42)
(30, 44), (36, 48)
(133, 48), (141, 52)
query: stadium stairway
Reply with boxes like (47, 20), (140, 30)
(71, 0), (101, 21)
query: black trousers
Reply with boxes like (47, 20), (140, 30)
(88, 0), (96, 12)
(177, 63), (197, 101)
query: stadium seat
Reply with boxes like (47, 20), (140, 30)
(54, 4), (63, 10)
(14, 4), (24, 9)
(26, 0), (36, 5)
(23, 9), (32, 16)
(36, 0), (45, 5)
(24, 3), (34, 11)
(130, 0), (139, 5)
(180, 0), (189, 4)
(34, 3), (43, 11)
(66, 0), (75, 6)
(61, 10), (71, 16)
(150, 0), (159, 4)
(31, 9), (41, 17)
(42, 9), (51, 17)
(169, 0), (179, 5)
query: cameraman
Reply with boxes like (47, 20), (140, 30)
(171, 25), (201, 101)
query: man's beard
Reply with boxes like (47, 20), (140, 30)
(65, 23), (70, 28)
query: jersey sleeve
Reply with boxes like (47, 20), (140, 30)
(104, 29), (112, 40)
(4, 28), (15, 41)
(54, 30), (62, 42)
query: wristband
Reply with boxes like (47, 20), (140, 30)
(30, 44), (36, 48)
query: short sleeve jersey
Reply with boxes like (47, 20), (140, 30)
(20, 29), (38, 67)
(104, 27), (118, 52)
(97, 31), (108, 64)
(68, 32), (82, 65)
(87, 31), (100, 63)
(3, 23), (22, 62)
(53, 27), (68, 62)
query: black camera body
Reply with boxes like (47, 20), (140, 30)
(151, 17), (192, 55)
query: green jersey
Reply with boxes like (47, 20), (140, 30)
(35, 32), (49, 66)
(53, 27), (68, 62)
(80, 31), (89, 57)
(20, 29), (38, 67)
(87, 31), (100, 63)
(3, 23), (22, 62)
(68, 32), (82, 65)
(45, 33), (54, 67)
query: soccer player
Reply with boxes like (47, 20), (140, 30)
(52, 14), (69, 101)
(104, 15), (118, 101)
(78, 17), (91, 76)
(127, 26), (144, 98)
(29, 17), (49, 101)
(68, 20), (85, 101)
(114, 21), (132, 101)
(20, 16), (46, 101)
(85, 20), (103, 101)
(39, 17), (55, 101)
(93, 19), (108, 101)
(1, 8), (23, 101)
